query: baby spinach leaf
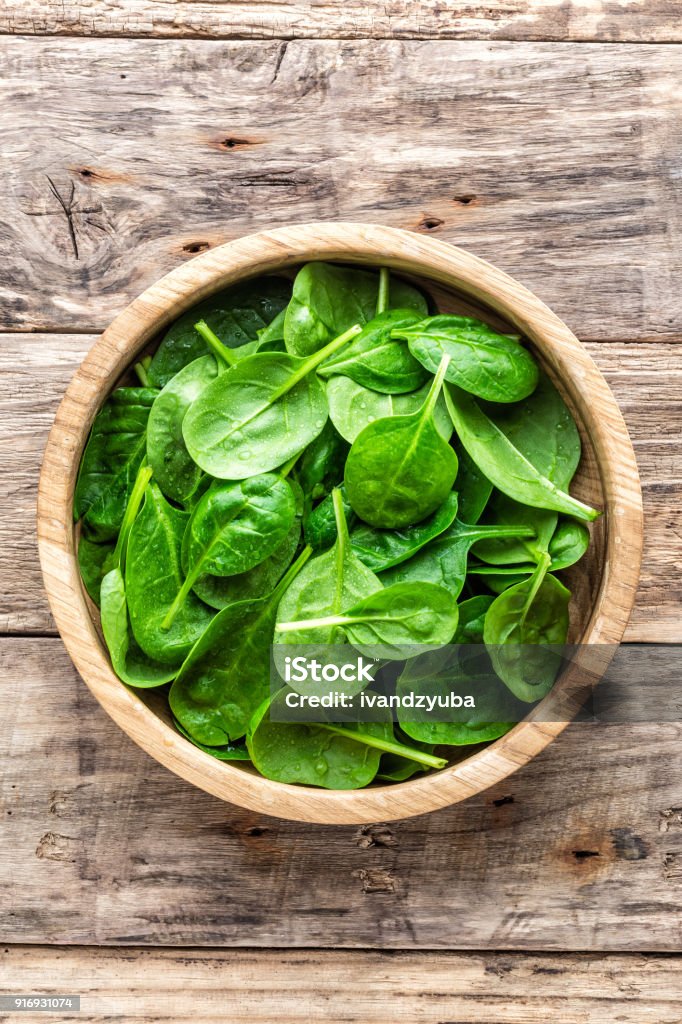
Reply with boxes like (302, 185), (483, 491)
(191, 519), (301, 610)
(376, 728), (438, 781)
(295, 419), (349, 517)
(146, 354), (219, 504)
(276, 488), (380, 645)
(547, 518), (591, 569)
(470, 517), (590, 594)
(256, 306), (287, 348)
(173, 719), (251, 761)
(396, 314), (538, 403)
(284, 262), (428, 358)
(247, 692), (445, 789)
(277, 580), (459, 659)
(317, 722), (447, 769)
(183, 324), (361, 479)
(246, 696), (386, 788)
(483, 567), (570, 702)
(473, 493), (557, 568)
(453, 438), (493, 524)
(350, 491), (459, 572)
(473, 506), (589, 569)
(454, 595), (495, 643)
(148, 276), (291, 387)
(378, 520), (534, 600)
(445, 382), (599, 521)
(485, 370), (581, 488)
(303, 484), (355, 551)
(126, 483), (214, 665)
(169, 548), (311, 745)
(318, 309), (428, 394)
(77, 461), (153, 606)
(78, 534), (115, 607)
(397, 645), (521, 746)
(326, 375), (453, 444)
(166, 473), (297, 628)
(345, 354), (458, 528)
(74, 387), (157, 540)
(466, 363), (586, 578)
(100, 567), (177, 688)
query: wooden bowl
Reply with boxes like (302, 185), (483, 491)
(38, 223), (642, 824)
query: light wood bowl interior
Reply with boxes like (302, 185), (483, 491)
(37, 223), (643, 824)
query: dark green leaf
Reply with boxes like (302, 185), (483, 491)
(295, 419), (349, 517)
(453, 437), (492, 524)
(350, 492), (459, 572)
(191, 519), (301, 610)
(77, 534), (115, 607)
(445, 380), (599, 521)
(276, 488), (380, 646)
(169, 549), (311, 744)
(277, 581), (459, 659)
(284, 262), (428, 358)
(397, 644), (522, 746)
(126, 483), (214, 665)
(326, 375), (453, 444)
(148, 277), (291, 387)
(146, 354), (218, 503)
(397, 314), (538, 402)
(183, 326), (360, 479)
(483, 569), (570, 701)
(345, 356), (457, 528)
(101, 567), (178, 688)
(379, 519), (533, 600)
(318, 309), (427, 393)
(74, 387), (157, 540)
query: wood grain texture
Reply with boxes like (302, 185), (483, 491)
(35, 222), (641, 823)
(2, 0), (681, 42)
(1, 637), (681, 948)
(2, 335), (677, 638)
(2, 948), (682, 1024)
(2, 38), (681, 339)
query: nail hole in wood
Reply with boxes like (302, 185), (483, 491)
(453, 194), (477, 206)
(418, 216), (444, 232)
(573, 849), (600, 860)
(183, 241), (210, 255)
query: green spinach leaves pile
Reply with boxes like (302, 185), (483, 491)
(75, 263), (598, 789)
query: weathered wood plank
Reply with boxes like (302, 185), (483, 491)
(2, 38), (681, 338)
(1, 637), (681, 949)
(1, 335), (678, 639)
(2, 0), (681, 43)
(2, 947), (682, 1023)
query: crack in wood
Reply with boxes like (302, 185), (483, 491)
(271, 40), (289, 83)
(45, 174), (79, 261)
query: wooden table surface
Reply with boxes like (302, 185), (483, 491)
(1, 3), (681, 1021)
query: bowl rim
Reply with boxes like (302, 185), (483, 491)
(37, 221), (643, 824)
